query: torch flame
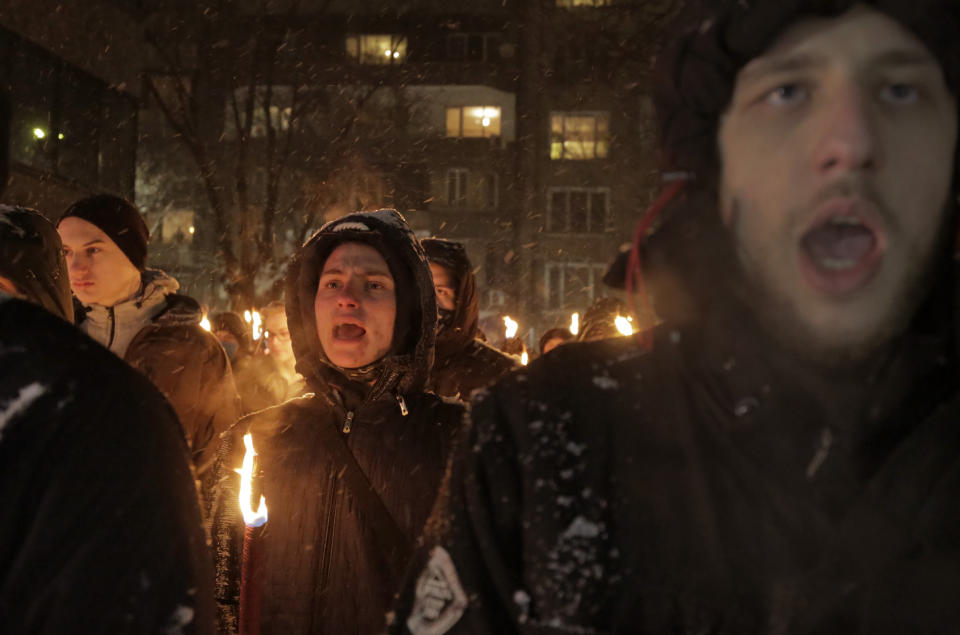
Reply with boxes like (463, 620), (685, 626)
(503, 316), (518, 340)
(251, 311), (263, 341)
(200, 314), (212, 332)
(235, 433), (268, 527)
(520, 350), (529, 365)
(569, 312), (580, 336)
(615, 315), (635, 336)
(244, 310), (252, 323)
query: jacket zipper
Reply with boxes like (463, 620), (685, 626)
(107, 306), (116, 350)
(396, 394), (408, 416)
(317, 470), (340, 599)
(342, 410), (354, 434)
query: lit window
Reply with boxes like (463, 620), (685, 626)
(446, 106), (501, 138)
(345, 35), (407, 65)
(545, 262), (608, 309)
(550, 111), (610, 160)
(547, 187), (609, 233)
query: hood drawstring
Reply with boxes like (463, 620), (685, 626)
(626, 178), (689, 352)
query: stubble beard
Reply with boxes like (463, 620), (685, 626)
(726, 197), (950, 368)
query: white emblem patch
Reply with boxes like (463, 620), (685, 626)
(332, 221), (371, 232)
(407, 546), (468, 635)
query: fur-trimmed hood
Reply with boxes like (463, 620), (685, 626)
(285, 209), (437, 401)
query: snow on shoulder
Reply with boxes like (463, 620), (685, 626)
(0, 382), (48, 440)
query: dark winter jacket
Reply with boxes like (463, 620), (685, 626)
(212, 210), (466, 635)
(393, 284), (960, 634)
(0, 295), (214, 635)
(422, 238), (518, 401)
(77, 270), (241, 480)
(391, 3), (960, 630)
(0, 205), (73, 321)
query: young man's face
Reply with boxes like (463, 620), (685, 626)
(263, 311), (294, 365)
(58, 216), (142, 307)
(314, 242), (397, 369)
(719, 7), (957, 362)
(429, 261), (457, 311)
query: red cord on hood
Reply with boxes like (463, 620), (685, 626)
(626, 178), (688, 351)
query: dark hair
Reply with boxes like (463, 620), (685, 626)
(539, 327), (573, 355)
(0, 91), (9, 198)
(656, 0), (960, 192)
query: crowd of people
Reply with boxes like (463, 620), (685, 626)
(2, 0), (960, 633)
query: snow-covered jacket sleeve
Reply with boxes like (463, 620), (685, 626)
(0, 298), (215, 635)
(391, 381), (527, 635)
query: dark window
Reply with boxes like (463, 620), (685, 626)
(99, 89), (138, 196)
(569, 191), (588, 232)
(9, 44), (55, 171)
(590, 191), (607, 231)
(467, 35), (485, 61)
(444, 33), (500, 62)
(485, 244), (499, 286)
(483, 173), (498, 209)
(1, 28), (137, 197)
(548, 266), (562, 309)
(549, 190), (566, 231)
(545, 262), (608, 309)
(446, 168), (468, 206)
(547, 188), (609, 233)
(59, 69), (101, 184)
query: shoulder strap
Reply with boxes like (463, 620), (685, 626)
(315, 412), (414, 578)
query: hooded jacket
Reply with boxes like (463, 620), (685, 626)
(0, 206), (73, 321)
(77, 269), (240, 482)
(212, 210), (465, 635)
(0, 295), (214, 634)
(391, 2), (960, 633)
(422, 238), (518, 401)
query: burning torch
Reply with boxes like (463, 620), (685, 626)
(236, 433), (268, 635)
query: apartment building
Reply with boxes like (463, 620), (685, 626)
(0, 0), (141, 216)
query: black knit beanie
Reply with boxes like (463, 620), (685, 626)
(59, 194), (150, 270)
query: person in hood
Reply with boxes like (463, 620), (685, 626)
(212, 310), (285, 414)
(0, 205), (73, 321)
(211, 311), (251, 364)
(392, 2), (960, 634)
(0, 98), (214, 634)
(538, 327), (573, 356)
(212, 210), (465, 635)
(57, 194), (239, 496)
(422, 238), (518, 401)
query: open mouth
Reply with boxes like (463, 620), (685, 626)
(798, 202), (885, 295)
(333, 323), (366, 340)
